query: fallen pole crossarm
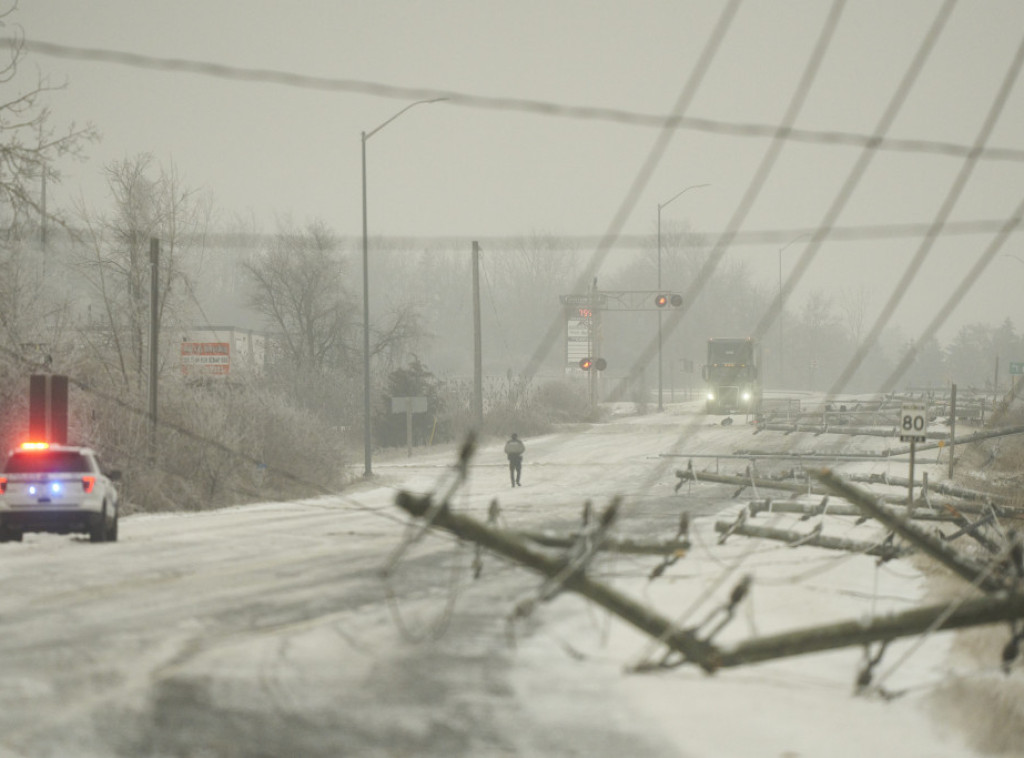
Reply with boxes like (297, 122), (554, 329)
(393, 490), (721, 671)
(714, 592), (1024, 669)
(713, 520), (911, 559)
(940, 511), (1002, 555)
(813, 469), (1008, 594)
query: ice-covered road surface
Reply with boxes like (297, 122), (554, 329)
(0, 401), (983, 756)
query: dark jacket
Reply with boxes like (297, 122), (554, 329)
(504, 437), (525, 459)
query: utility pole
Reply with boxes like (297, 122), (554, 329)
(472, 241), (483, 429)
(948, 383), (957, 479)
(994, 355), (1000, 411)
(40, 165), (47, 253)
(149, 238), (160, 456)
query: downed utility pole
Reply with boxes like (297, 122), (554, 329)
(845, 471), (1014, 507)
(814, 469), (1009, 594)
(888, 423), (1024, 457)
(713, 519), (910, 559)
(714, 592), (1024, 669)
(676, 467), (827, 497)
(513, 531), (691, 556)
(747, 498), (960, 522)
(756, 422), (946, 439)
(394, 490), (720, 671)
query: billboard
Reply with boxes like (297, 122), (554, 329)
(181, 341), (230, 377)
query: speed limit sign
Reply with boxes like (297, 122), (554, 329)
(900, 402), (927, 443)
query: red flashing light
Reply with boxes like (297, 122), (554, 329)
(655, 294), (668, 307)
(0, 477), (6, 494)
(579, 358), (594, 371)
(20, 441), (50, 451)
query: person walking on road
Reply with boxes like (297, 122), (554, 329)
(504, 432), (525, 487)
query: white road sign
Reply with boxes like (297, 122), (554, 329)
(899, 401), (927, 443)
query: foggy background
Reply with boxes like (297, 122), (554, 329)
(8, 0), (1024, 394)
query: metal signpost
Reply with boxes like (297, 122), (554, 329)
(1010, 361), (1024, 401)
(900, 401), (928, 504)
(392, 396), (428, 457)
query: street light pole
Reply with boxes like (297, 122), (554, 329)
(361, 97), (446, 478)
(656, 183), (709, 411)
(777, 232), (811, 390)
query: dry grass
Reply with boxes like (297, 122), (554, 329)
(919, 565), (1024, 755)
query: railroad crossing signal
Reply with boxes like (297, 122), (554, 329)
(899, 402), (927, 443)
(655, 293), (683, 308)
(579, 357), (607, 371)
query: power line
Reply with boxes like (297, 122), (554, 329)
(6, 36), (1024, 165)
(607, 0), (848, 403)
(752, 0), (958, 350)
(522, 0), (742, 380)
(827, 28), (1024, 398)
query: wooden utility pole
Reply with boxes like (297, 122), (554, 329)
(472, 241), (483, 429)
(149, 238), (159, 456)
(949, 383), (957, 479)
(714, 519), (910, 558)
(993, 355), (1000, 413)
(715, 593), (1024, 669)
(394, 489), (719, 671)
(814, 469), (1008, 594)
(514, 531), (691, 556)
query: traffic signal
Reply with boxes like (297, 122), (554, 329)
(655, 294), (668, 308)
(595, 358), (607, 371)
(655, 293), (683, 308)
(579, 357), (593, 370)
(579, 357), (607, 371)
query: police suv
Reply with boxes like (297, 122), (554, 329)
(0, 442), (121, 543)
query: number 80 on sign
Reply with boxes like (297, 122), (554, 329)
(899, 402), (927, 443)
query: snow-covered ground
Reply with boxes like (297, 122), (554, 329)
(0, 398), (1016, 757)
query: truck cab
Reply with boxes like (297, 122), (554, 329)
(702, 337), (762, 415)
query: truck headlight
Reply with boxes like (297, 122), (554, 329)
(741, 391), (751, 402)
(707, 392), (715, 401)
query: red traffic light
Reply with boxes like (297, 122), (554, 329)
(655, 294), (668, 307)
(655, 293), (682, 308)
(579, 358), (593, 370)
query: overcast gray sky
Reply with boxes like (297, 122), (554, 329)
(12, 0), (1024, 345)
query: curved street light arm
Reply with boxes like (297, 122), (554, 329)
(365, 97), (448, 142)
(659, 182), (711, 213)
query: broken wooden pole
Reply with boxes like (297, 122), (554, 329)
(676, 467), (825, 497)
(513, 531), (691, 556)
(889, 423), (1024, 458)
(715, 592), (1024, 668)
(813, 469), (1008, 594)
(747, 499), (963, 522)
(713, 520), (910, 559)
(845, 471), (1014, 507)
(756, 422), (946, 439)
(394, 490), (720, 671)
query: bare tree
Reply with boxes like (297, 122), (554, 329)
(243, 219), (354, 373)
(838, 283), (870, 347)
(73, 154), (210, 392)
(0, 4), (98, 237)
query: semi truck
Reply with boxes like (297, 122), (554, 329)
(702, 337), (762, 415)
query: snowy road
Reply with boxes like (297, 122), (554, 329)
(0, 401), (985, 756)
